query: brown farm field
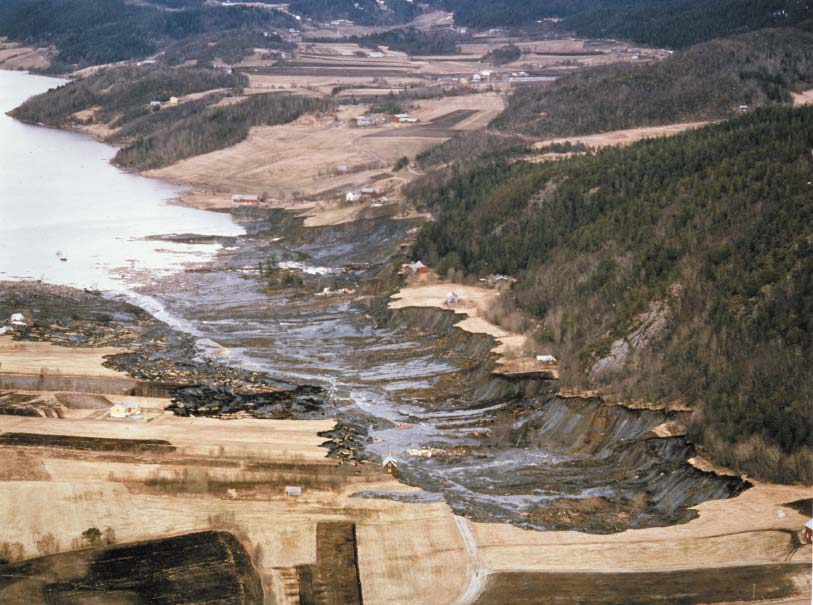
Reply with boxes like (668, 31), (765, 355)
(148, 93), (504, 206)
(0, 393), (808, 604)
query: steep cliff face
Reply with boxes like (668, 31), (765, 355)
(377, 304), (748, 533)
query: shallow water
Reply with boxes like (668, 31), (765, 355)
(0, 70), (243, 291)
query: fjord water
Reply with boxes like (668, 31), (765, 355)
(0, 70), (242, 291)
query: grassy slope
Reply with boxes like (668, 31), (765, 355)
(412, 105), (813, 482)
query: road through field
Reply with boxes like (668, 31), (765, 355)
(454, 516), (488, 605)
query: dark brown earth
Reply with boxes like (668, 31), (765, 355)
(473, 564), (811, 604)
(0, 432), (175, 453)
(0, 531), (263, 604)
(297, 522), (363, 605)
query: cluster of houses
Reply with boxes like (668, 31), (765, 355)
(345, 188), (383, 202)
(353, 113), (419, 127)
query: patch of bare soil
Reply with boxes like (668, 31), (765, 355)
(473, 565), (811, 604)
(0, 531), (263, 605)
(0, 432), (175, 453)
(534, 121), (712, 150)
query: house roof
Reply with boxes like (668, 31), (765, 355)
(806, 519), (813, 530)
(382, 455), (397, 467)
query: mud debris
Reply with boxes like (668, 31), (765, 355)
(168, 383), (327, 419)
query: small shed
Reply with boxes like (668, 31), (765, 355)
(284, 486), (302, 497)
(446, 291), (460, 306)
(149, 100), (161, 111)
(168, 96), (179, 106)
(738, 104), (749, 112)
(336, 165), (349, 175)
(382, 455), (398, 476)
(346, 191), (362, 202)
(9, 313), (26, 326)
(110, 401), (140, 419)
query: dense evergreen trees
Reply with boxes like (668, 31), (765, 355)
(0, 0), (295, 70)
(351, 27), (461, 55)
(411, 106), (813, 482)
(439, 0), (811, 49)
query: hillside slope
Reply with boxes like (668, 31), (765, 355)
(440, 0), (811, 49)
(0, 0), (295, 71)
(494, 29), (813, 137)
(411, 106), (813, 483)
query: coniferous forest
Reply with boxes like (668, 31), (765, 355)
(411, 106), (813, 482)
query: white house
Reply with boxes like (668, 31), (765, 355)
(346, 191), (362, 202)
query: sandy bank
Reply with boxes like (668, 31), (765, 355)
(389, 280), (558, 378)
(534, 120), (712, 150)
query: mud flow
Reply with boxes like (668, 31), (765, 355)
(19, 209), (747, 532)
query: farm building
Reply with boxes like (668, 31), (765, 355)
(355, 114), (385, 127)
(536, 354), (557, 366)
(168, 96), (179, 106)
(232, 194), (260, 207)
(360, 188), (383, 200)
(369, 51), (384, 58)
(346, 191), (362, 202)
(804, 519), (813, 543)
(406, 260), (426, 274)
(446, 291), (460, 306)
(284, 486), (302, 497)
(149, 100), (161, 111)
(336, 165), (349, 175)
(110, 401), (140, 419)
(382, 455), (398, 476)
(355, 115), (377, 127)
